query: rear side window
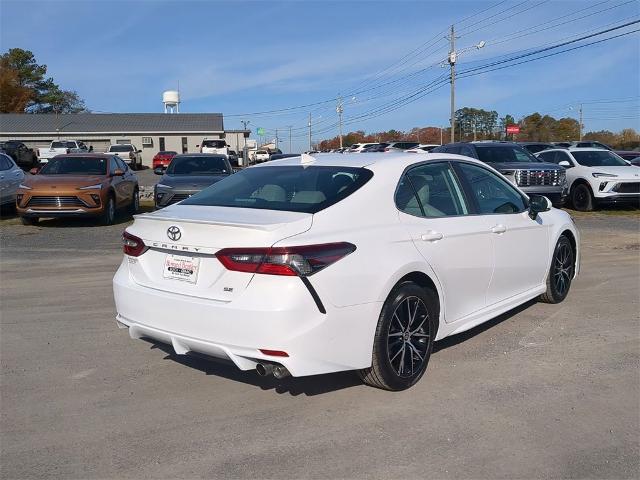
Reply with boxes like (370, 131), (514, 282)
(182, 165), (373, 214)
(475, 146), (539, 163)
(109, 145), (134, 152)
(202, 140), (226, 148)
(395, 162), (469, 217)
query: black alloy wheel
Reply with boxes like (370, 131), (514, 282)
(571, 183), (594, 212)
(359, 282), (438, 391)
(540, 235), (575, 304)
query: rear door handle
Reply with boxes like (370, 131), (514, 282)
(421, 231), (444, 242)
(491, 224), (507, 234)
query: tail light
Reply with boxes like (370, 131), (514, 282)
(216, 242), (356, 277)
(122, 231), (148, 257)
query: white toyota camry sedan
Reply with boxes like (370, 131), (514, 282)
(113, 153), (580, 390)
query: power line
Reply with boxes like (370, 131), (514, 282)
(305, 26), (639, 141)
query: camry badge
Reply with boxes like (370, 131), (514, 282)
(167, 225), (181, 241)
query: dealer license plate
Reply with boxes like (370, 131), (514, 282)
(163, 254), (200, 284)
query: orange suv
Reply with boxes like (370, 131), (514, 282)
(17, 154), (139, 225)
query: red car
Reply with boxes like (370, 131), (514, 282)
(152, 151), (177, 170)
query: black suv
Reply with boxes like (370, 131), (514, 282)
(431, 141), (568, 206)
(0, 141), (38, 170)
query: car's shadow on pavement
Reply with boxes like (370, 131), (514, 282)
(144, 340), (364, 397)
(433, 299), (537, 353)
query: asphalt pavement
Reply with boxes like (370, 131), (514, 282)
(1, 212), (638, 479)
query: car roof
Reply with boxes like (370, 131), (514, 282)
(255, 152), (488, 171)
(172, 153), (228, 160)
(543, 147), (610, 152)
(54, 153), (113, 158)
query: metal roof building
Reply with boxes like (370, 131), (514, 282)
(0, 113), (250, 167)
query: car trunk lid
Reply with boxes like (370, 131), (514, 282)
(125, 205), (313, 301)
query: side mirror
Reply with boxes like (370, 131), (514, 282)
(528, 194), (551, 219)
(29, 167), (39, 175)
(195, 145), (200, 148)
(153, 167), (164, 175)
(137, 150), (142, 153)
(112, 168), (125, 177)
(558, 160), (572, 168)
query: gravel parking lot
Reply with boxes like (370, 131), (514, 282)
(1, 211), (638, 479)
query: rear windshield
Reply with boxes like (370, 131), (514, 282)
(158, 151), (177, 155)
(202, 140), (226, 148)
(51, 141), (77, 149)
(182, 165), (373, 214)
(109, 145), (134, 152)
(39, 156), (107, 175)
(475, 145), (540, 163)
(167, 156), (230, 175)
(571, 151), (627, 167)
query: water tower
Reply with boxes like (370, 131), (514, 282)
(163, 90), (180, 113)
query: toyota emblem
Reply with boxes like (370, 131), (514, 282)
(167, 225), (181, 241)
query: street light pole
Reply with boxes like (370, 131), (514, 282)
(287, 125), (293, 153)
(240, 120), (250, 166)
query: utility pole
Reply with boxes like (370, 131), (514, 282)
(473, 120), (477, 142)
(337, 95), (344, 148)
(445, 26), (485, 144)
(275, 128), (279, 151)
(579, 103), (584, 140)
(448, 25), (457, 144)
(287, 125), (292, 153)
(308, 113), (312, 151)
(440, 126), (443, 145)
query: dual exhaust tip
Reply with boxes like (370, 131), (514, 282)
(256, 362), (290, 379)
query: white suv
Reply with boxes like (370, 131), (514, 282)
(347, 143), (378, 153)
(199, 139), (229, 156)
(537, 148), (640, 211)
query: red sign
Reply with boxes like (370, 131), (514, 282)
(506, 125), (520, 134)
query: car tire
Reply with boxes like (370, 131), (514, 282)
(358, 282), (438, 391)
(21, 216), (39, 226)
(571, 183), (594, 212)
(540, 235), (575, 304)
(101, 195), (116, 226)
(129, 188), (139, 215)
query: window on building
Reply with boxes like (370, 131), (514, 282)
(181, 137), (188, 154)
(159, 137), (166, 151)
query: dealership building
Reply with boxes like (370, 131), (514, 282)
(0, 113), (252, 167)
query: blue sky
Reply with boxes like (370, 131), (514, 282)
(2, 0), (639, 151)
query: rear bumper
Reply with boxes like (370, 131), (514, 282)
(113, 258), (381, 377)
